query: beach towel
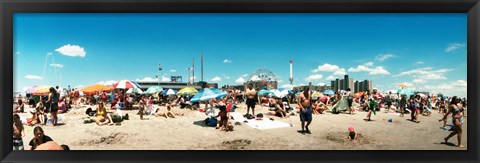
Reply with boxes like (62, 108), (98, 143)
(230, 112), (290, 129)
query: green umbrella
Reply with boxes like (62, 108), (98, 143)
(145, 86), (163, 94)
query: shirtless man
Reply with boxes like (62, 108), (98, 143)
(297, 87), (313, 134)
(13, 114), (25, 150)
(245, 83), (257, 116)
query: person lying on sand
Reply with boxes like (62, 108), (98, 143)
(154, 105), (183, 118)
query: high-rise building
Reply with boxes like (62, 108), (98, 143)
(330, 75), (371, 93)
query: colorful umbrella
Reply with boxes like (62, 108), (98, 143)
(354, 92), (365, 98)
(312, 91), (324, 98)
(162, 89), (177, 95)
(126, 88), (144, 94)
(398, 83), (408, 88)
(178, 87), (198, 95)
(113, 80), (141, 89)
(32, 86), (52, 96)
(145, 86), (163, 94)
(81, 84), (112, 95)
(190, 88), (227, 102)
(257, 89), (272, 96)
(397, 88), (414, 95)
(25, 85), (40, 94)
(323, 90), (335, 95)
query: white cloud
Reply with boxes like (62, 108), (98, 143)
(25, 75), (42, 80)
(136, 77), (158, 82)
(98, 80), (118, 86)
(223, 59), (232, 63)
(453, 80), (467, 87)
(348, 62), (390, 75)
(445, 43), (466, 53)
(375, 54), (395, 61)
(75, 85), (85, 89)
(55, 44), (86, 57)
(211, 76), (222, 82)
(243, 74), (249, 77)
(278, 80), (284, 83)
(414, 61), (424, 65)
(22, 86), (31, 91)
(250, 75), (262, 81)
(326, 75), (337, 81)
(318, 82), (326, 86)
(225, 75), (231, 79)
(235, 77), (246, 84)
(281, 84), (294, 89)
(413, 79), (427, 83)
(161, 76), (170, 82)
(363, 62), (374, 67)
(305, 74), (323, 82)
(50, 63), (63, 68)
(333, 68), (346, 76)
(311, 63), (342, 73)
(170, 69), (177, 72)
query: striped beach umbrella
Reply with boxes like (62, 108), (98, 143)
(190, 88), (227, 102)
(126, 88), (144, 94)
(113, 80), (141, 89)
(25, 85), (40, 94)
(162, 89), (177, 95)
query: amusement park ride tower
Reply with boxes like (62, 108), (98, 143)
(289, 59), (293, 85)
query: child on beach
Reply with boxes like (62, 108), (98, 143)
(13, 114), (25, 150)
(364, 96), (377, 121)
(347, 126), (357, 140)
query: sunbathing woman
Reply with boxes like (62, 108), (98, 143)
(94, 102), (114, 126)
(440, 96), (464, 148)
(274, 98), (289, 118)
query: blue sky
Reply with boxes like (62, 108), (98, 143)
(14, 13), (467, 97)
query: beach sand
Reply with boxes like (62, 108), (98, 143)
(17, 104), (467, 150)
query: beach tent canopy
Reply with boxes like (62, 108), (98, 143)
(331, 97), (349, 114)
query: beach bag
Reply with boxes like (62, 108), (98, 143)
(111, 114), (123, 123)
(204, 117), (217, 127)
(256, 113), (263, 118)
(245, 114), (254, 120)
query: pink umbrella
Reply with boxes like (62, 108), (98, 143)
(113, 80), (141, 89)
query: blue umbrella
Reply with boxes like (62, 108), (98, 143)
(190, 88), (227, 102)
(257, 89), (272, 95)
(323, 90), (335, 95)
(162, 89), (177, 95)
(397, 88), (414, 95)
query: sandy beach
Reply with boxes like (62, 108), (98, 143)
(16, 103), (467, 150)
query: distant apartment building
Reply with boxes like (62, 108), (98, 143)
(331, 75), (373, 93)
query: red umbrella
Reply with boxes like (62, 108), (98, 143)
(113, 80), (141, 89)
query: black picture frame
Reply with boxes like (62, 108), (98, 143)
(1, 0), (479, 162)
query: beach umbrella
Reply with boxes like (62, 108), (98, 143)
(398, 83), (408, 88)
(178, 87), (198, 95)
(190, 88), (227, 102)
(257, 89), (272, 96)
(277, 88), (293, 96)
(323, 90), (335, 95)
(126, 88), (144, 94)
(312, 92), (324, 98)
(32, 85), (52, 96)
(81, 84), (112, 95)
(145, 86), (163, 94)
(113, 80), (141, 89)
(376, 92), (384, 98)
(25, 85), (40, 94)
(417, 93), (427, 97)
(397, 88), (414, 95)
(162, 89), (177, 95)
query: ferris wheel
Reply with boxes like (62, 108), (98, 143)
(249, 68), (277, 82)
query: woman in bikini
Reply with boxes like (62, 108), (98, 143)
(439, 96), (464, 148)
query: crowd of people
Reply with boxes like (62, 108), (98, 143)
(13, 83), (468, 149)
